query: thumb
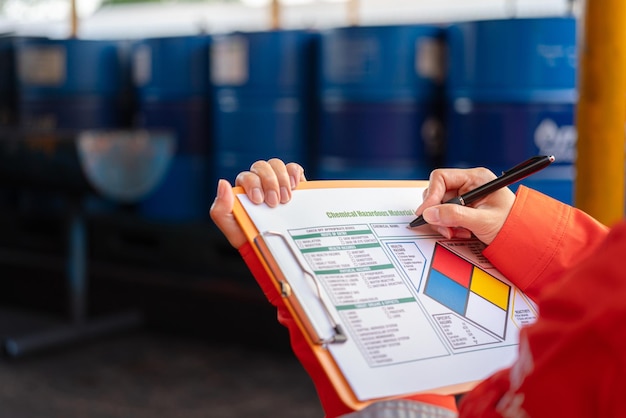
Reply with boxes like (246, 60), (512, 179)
(209, 179), (247, 248)
(422, 204), (474, 228)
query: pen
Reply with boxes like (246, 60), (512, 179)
(409, 155), (556, 228)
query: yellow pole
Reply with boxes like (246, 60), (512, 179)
(69, 0), (79, 38)
(270, 0), (280, 30)
(575, 0), (626, 225)
(347, 0), (359, 26)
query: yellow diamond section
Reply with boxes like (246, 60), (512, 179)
(469, 267), (510, 311)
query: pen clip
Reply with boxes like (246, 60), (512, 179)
(254, 230), (348, 345)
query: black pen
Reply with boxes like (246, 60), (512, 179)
(409, 155), (556, 228)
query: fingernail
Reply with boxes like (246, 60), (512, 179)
(423, 207), (440, 223)
(289, 175), (296, 189)
(280, 186), (290, 203)
(216, 180), (225, 199)
(266, 190), (279, 207)
(251, 188), (263, 204)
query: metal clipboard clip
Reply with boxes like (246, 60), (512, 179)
(254, 230), (347, 345)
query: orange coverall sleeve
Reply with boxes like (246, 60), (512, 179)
(483, 185), (609, 301)
(460, 219), (626, 417)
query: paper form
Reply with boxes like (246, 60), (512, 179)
(237, 184), (537, 401)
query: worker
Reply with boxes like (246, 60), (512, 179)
(210, 158), (624, 417)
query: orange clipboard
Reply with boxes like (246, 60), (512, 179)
(231, 179), (477, 411)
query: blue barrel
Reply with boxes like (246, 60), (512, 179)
(15, 37), (132, 133)
(133, 35), (212, 155)
(317, 24), (445, 180)
(0, 35), (17, 127)
(211, 29), (318, 183)
(132, 35), (212, 222)
(445, 17), (577, 204)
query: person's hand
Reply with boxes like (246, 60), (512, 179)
(414, 167), (516, 245)
(210, 159), (306, 248)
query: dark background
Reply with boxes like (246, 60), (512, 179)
(0, 196), (324, 417)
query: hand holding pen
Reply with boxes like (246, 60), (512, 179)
(411, 155), (555, 245)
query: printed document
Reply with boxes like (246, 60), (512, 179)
(237, 183), (537, 401)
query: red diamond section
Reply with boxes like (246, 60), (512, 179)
(431, 244), (472, 288)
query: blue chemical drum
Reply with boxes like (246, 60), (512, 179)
(446, 17), (577, 204)
(132, 35), (212, 222)
(133, 35), (212, 155)
(136, 155), (208, 222)
(0, 35), (17, 127)
(317, 24), (445, 180)
(15, 37), (132, 133)
(211, 29), (318, 183)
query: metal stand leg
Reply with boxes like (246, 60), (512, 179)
(68, 201), (87, 324)
(3, 199), (143, 358)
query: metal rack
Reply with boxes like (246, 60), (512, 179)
(0, 129), (174, 357)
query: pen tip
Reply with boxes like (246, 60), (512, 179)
(408, 216), (428, 228)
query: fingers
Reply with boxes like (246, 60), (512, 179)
(421, 189), (515, 245)
(416, 167), (498, 216)
(209, 179), (247, 248)
(235, 158), (304, 207)
(415, 167), (515, 245)
(420, 167), (497, 209)
(211, 158), (304, 249)
(285, 161), (307, 186)
(423, 204), (483, 231)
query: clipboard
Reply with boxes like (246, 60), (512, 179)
(233, 180), (428, 410)
(231, 179), (522, 411)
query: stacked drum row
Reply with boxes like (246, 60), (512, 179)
(0, 16), (578, 223)
(14, 37), (133, 133)
(446, 17), (577, 204)
(317, 25), (445, 180)
(211, 30), (319, 184)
